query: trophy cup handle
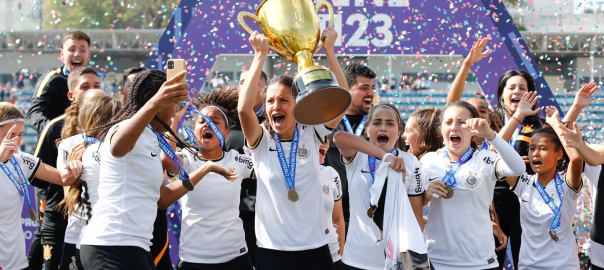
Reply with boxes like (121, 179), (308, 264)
(237, 11), (291, 58)
(313, 0), (335, 55)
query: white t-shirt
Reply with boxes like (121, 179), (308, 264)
(80, 120), (163, 251)
(0, 152), (40, 270)
(584, 164), (604, 267)
(421, 150), (505, 270)
(178, 149), (254, 263)
(319, 165), (343, 262)
(342, 150), (424, 270)
(248, 125), (331, 251)
(76, 142), (105, 249)
(57, 134), (85, 244)
(512, 173), (580, 270)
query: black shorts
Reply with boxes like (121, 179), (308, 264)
(255, 244), (334, 270)
(80, 245), (156, 270)
(177, 254), (253, 270)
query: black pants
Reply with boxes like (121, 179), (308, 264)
(151, 208), (172, 270)
(26, 187), (47, 270)
(80, 245), (157, 270)
(255, 245), (334, 270)
(333, 260), (342, 270)
(493, 202), (521, 270)
(177, 254), (253, 270)
(40, 212), (68, 270)
(59, 243), (78, 270)
(239, 211), (257, 266)
(594, 263), (604, 270)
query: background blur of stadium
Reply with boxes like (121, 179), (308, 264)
(1, 0), (604, 150)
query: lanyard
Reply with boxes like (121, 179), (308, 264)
(343, 115), (367, 137)
(181, 126), (198, 147)
(508, 117), (524, 149)
(187, 106), (225, 148)
(148, 125), (191, 184)
(254, 104), (264, 116)
(82, 133), (100, 144)
(367, 148), (397, 206)
(274, 126), (299, 192)
(1, 157), (35, 221)
(482, 138), (489, 150)
(534, 173), (564, 234)
(442, 147), (473, 187)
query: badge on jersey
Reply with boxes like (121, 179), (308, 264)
(465, 172), (479, 189)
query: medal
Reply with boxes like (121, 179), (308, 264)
(182, 179), (195, 191)
(443, 185), (454, 199)
(275, 126), (300, 202)
(534, 173), (564, 242)
(28, 208), (36, 221)
(549, 229), (559, 241)
(287, 189), (299, 202)
(367, 205), (376, 219)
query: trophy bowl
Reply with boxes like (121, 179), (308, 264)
(238, 0), (351, 125)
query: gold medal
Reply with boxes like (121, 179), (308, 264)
(444, 185), (454, 199)
(367, 206), (374, 219)
(287, 189), (299, 202)
(549, 230), (559, 241)
(182, 179), (195, 191)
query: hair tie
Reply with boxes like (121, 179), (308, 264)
(0, 118), (24, 126)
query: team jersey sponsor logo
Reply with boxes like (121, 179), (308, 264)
(483, 156), (494, 165)
(234, 155), (253, 170)
(22, 157), (36, 170)
(414, 167), (422, 193)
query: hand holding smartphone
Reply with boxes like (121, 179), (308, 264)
(167, 59), (187, 84)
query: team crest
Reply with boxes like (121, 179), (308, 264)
(465, 172), (479, 189)
(521, 124), (533, 133)
(298, 145), (309, 159)
(225, 167), (236, 183)
(321, 183), (330, 196)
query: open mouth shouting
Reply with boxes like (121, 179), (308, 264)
(319, 147), (327, 156)
(362, 96), (373, 107)
(201, 130), (214, 144)
(449, 134), (462, 146)
(71, 59), (83, 69)
(510, 98), (521, 107)
(531, 158), (543, 168)
(376, 134), (389, 146)
(272, 114), (285, 127)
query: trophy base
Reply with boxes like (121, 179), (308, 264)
(293, 66), (351, 125)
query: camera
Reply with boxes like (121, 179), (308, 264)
(167, 61), (175, 69)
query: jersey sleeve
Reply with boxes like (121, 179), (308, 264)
(312, 124), (332, 146)
(246, 126), (269, 153)
(342, 151), (362, 186)
(407, 155), (425, 197)
(56, 139), (71, 171)
(564, 172), (583, 194)
(323, 166), (342, 201)
(583, 164), (601, 194)
(511, 172), (530, 196)
(19, 152), (41, 181)
(234, 152), (255, 179)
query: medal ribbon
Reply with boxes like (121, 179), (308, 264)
(482, 138), (489, 150)
(181, 126), (198, 147)
(508, 118), (524, 149)
(534, 172), (564, 234)
(147, 125), (190, 182)
(82, 133), (101, 144)
(186, 106), (225, 148)
(1, 157), (34, 212)
(367, 148), (397, 206)
(274, 126), (299, 192)
(343, 115), (367, 137)
(254, 104), (264, 116)
(442, 147), (473, 187)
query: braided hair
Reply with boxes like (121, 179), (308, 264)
(192, 86), (239, 129)
(92, 69), (192, 154)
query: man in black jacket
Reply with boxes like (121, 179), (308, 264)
(224, 69), (267, 265)
(26, 30), (91, 270)
(323, 64), (376, 232)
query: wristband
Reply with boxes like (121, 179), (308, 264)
(511, 115), (521, 123)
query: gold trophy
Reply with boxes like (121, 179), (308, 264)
(238, 0), (351, 125)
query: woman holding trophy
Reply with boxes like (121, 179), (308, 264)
(237, 21), (350, 269)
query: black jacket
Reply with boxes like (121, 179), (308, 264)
(26, 66), (71, 135)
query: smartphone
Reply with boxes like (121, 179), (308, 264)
(166, 59), (187, 84)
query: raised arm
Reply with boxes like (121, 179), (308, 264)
(562, 82), (597, 123)
(446, 37), (491, 105)
(545, 106), (583, 190)
(157, 162), (237, 209)
(110, 71), (189, 158)
(322, 27), (349, 128)
(560, 123), (604, 166)
(497, 91), (540, 142)
(238, 32), (268, 146)
(332, 131), (405, 173)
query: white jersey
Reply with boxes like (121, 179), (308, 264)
(0, 152), (40, 270)
(57, 134), (85, 244)
(342, 150), (424, 270)
(584, 164), (604, 268)
(80, 120), (163, 251)
(178, 149), (254, 263)
(248, 125), (331, 251)
(76, 142), (105, 248)
(319, 165), (343, 262)
(421, 149), (506, 270)
(511, 173), (580, 270)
